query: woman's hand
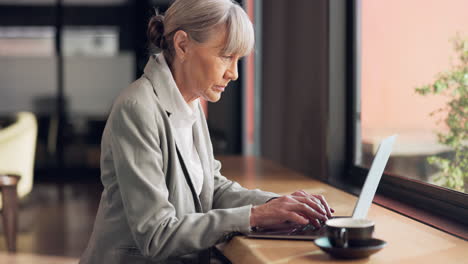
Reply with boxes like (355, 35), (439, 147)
(250, 191), (334, 229)
(290, 190), (334, 218)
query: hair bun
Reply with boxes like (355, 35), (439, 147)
(148, 14), (167, 50)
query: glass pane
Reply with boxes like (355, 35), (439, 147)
(0, 0), (128, 5)
(62, 26), (118, 56)
(357, 0), (468, 193)
(61, 26), (134, 168)
(0, 26), (56, 114)
(0, 26), (54, 56)
(0, 26), (57, 170)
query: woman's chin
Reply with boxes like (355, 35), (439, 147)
(205, 93), (222, 103)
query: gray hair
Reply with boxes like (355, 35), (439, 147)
(147, 0), (254, 63)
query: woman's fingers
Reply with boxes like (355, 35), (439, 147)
(290, 190), (335, 217)
(290, 196), (327, 217)
(250, 194), (333, 229)
(291, 190), (307, 197)
(312, 194), (333, 218)
(288, 202), (328, 223)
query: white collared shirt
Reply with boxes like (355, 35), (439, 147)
(153, 53), (204, 196)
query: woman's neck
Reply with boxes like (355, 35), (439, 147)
(165, 53), (199, 104)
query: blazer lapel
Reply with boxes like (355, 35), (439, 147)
(174, 142), (203, 213)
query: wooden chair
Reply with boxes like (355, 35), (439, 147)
(0, 112), (37, 252)
(0, 174), (20, 252)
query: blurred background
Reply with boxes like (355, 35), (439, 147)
(0, 0), (466, 261)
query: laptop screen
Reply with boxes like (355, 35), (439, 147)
(352, 135), (397, 219)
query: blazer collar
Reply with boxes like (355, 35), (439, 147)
(143, 53), (179, 116)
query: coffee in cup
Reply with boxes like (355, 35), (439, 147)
(325, 218), (375, 248)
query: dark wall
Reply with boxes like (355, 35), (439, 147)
(261, 0), (329, 180)
(208, 78), (243, 155)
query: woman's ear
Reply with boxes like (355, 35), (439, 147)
(173, 30), (190, 61)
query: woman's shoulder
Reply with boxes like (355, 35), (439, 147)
(108, 77), (167, 124)
(114, 77), (158, 107)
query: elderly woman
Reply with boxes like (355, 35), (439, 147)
(79, 0), (333, 263)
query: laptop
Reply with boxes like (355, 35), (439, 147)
(246, 135), (397, 240)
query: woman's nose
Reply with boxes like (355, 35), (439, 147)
(225, 61), (238, 81)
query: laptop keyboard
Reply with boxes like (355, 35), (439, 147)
(289, 223), (327, 236)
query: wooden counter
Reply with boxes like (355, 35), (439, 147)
(217, 156), (468, 264)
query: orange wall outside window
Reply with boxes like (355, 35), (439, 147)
(361, 0), (468, 135)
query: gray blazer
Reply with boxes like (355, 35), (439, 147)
(79, 55), (278, 264)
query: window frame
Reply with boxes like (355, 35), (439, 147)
(344, 0), (468, 227)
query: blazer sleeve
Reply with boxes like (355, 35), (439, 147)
(212, 159), (280, 209)
(109, 100), (252, 261)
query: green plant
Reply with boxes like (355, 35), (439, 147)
(415, 35), (468, 192)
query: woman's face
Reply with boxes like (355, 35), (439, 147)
(175, 26), (240, 103)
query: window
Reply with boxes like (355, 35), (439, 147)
(350, 0), (467, 226)
(0, 0), (134, 171)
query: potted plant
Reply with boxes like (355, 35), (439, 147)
(415, 35), (467, 192)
